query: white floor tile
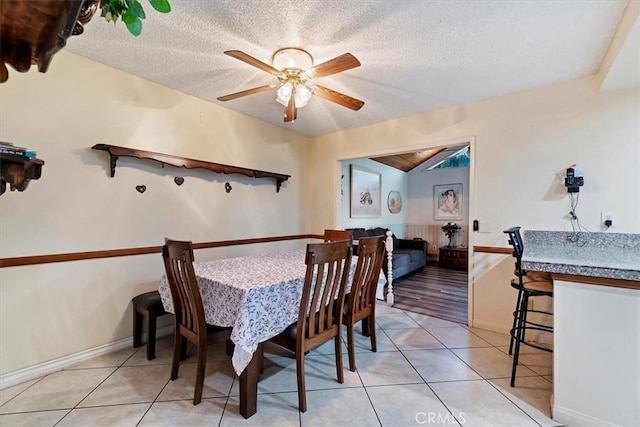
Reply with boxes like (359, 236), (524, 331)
(0, 379), (39, 406)
(427, 327), (492, 348)
(156, 360), (235, 401)
(385, 328), (446, 350)
(489, 376), (561, 426)
(403, 349), (482, 382)
(0, 368), (115, 413)
(78, 365), (169, 407)
(451, 347), (538, 379)
(57, 402), (150, 426)
(138, 398), (226, 426)
(222, 392), (300, 426)
(355, 351), (423, 386)
(0, 410), (68, 427)
(430, 380), (539, 426)
(300, 388), (379, 427)
(368, 383), (458, 426)
(375, 313), (421, 329)
(0, 306), (559, 426)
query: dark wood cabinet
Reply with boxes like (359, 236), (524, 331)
(439, 247), (468, 271)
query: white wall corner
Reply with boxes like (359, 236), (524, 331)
(596, 1), (640, 91)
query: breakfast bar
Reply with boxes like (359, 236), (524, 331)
(522, 230), (640, 427)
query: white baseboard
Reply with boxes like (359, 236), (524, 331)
(471, 319), (510, 335)
(0, 325), (173, 390)
(553, 405), (621, 427)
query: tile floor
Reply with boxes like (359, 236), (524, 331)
(0, 303), (559, 426)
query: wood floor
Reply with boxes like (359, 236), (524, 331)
(390, 263), (468, 324)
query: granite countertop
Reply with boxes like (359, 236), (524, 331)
(521, 231), (640, 282)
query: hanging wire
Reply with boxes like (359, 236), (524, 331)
(567, 192), (590, 246)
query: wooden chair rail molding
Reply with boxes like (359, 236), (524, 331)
(0, 234), (324, 268)
(91, 144), (291, 192)
(473, 246), (513, 254)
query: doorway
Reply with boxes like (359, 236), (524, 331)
(337, 138), (474, 325)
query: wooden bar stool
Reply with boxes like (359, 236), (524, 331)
(132, 290), (171, 360)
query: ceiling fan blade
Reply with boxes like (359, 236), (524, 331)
(284, 95), (297, 122)
(217, 85), (275, 101)
(313, 85), (365, 111)
(305, 53), (361, 79)
(224, 50), (281, 75)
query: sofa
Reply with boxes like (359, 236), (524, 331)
(347, 227), (428, 280)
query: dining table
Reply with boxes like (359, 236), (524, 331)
(157, 248), (384, 418)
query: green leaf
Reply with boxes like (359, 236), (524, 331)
(148, 0), (171, 13)
(132, 0), (146, 19)
(100, 0), (170, 35)
(110, 0), (127, 14)
(125, 16), (143, 36)
(122, 8), (138, 25)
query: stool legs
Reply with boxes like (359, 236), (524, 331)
(132, 305), (161, 361)
(509, 288), (523, 356)
(133, 305), (143, 348)
(510, 292), (553, 387)
(511, 293), (528, 387)
(147, 311), (158, 360)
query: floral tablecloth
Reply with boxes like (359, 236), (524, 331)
(158, 249), (383, 375)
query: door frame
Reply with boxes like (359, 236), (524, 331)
(334, 135), (476, 326)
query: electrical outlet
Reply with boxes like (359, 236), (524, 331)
(601, 211), (616, 228)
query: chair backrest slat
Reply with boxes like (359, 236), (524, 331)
(298, 240), (352, 341)
(503, 226), (525, 279)
(323, 229), (353, 244)
(162, 239), (207, 344)
(348, 236), (385, 318)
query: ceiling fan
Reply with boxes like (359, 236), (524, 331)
(217, 48), (364, 123)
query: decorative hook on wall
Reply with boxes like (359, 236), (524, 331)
(225, 182), (232, 193)
(174, 176), (184, 186)
(135, 185), (146, 193)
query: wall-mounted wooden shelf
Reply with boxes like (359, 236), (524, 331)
(91, 144), (290, 192)
(0, 154), (45, 195)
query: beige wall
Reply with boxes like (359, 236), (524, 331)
(308, 77), (640, 332)
(0, 52), (311, 374)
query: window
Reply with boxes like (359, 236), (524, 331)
(433, 147), (470, 169)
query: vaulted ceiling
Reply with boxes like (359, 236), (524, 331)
(66, 0), (630, 137)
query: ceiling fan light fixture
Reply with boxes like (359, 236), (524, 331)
(276, 81), (293, 106)
(276, 81), (313, 108)
(219, 49), (364, 122)
(294, 84), (313, 107)
(272, 47), (313, 70)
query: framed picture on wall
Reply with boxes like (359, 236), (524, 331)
(350, 165), (381, 218)
(434, 183), (463, 220)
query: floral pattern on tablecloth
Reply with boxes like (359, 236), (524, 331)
(158, 249), (384, 375)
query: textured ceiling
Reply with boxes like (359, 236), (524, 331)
(66, 0), (628, 137)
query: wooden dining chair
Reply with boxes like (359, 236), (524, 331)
(268, 240), (352, 412)
(343, 236), (385, 371)
(162, 238), (232, 405)
(323, 229), (353, 243)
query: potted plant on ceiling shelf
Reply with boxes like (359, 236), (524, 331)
(99, 0), (171, 36)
